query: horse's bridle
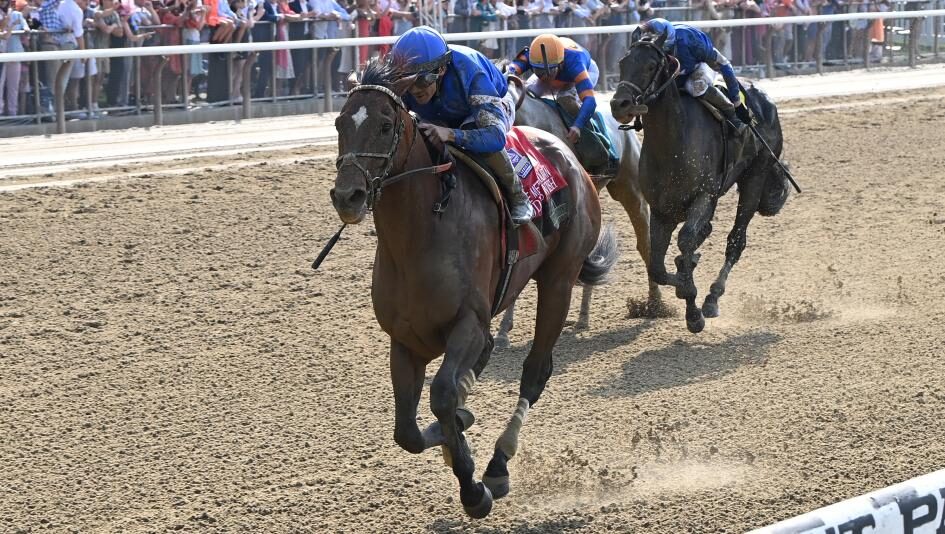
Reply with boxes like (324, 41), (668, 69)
(335, 84), (451, 211)
(616, 39), (682, 107)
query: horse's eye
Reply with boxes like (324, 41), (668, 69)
(381, 122), (393, 133)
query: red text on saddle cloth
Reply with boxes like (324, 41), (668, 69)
(504, 128), (569, 218)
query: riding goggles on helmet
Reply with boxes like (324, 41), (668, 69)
(532, 65), (560, 79)
(412, 70), (441, 89)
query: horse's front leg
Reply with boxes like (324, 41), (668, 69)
(390, 340), (435, 454)
(431, 312), (493, 519)
(704, 174), (762, 318)
(647, 212), (678, 288)
(675, 194), (716, 334)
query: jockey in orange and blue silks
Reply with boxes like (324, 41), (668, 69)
(506, 34), (598, 145)
(639, 18), (750, 134)
(391, 26), (535, 224)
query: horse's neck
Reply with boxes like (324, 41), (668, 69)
(644, 84), (687, 147)
(373, 125), (440, 254)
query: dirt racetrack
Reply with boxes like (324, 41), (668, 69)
(2, 86), (945, 534)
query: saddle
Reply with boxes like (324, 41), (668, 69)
(532, 94), (620, 179)
(445, 127), (570, 316)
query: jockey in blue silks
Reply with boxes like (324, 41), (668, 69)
(640, 18), (750, 134)
(506, 34), (599, 145)
(391, 25), (534, 225)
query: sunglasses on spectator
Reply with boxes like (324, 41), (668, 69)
(412, 71), (441, 89)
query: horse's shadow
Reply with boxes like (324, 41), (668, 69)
(427, 516), (589, 533)
(590, 330), (780, 398)
(483, 321), (654, 384)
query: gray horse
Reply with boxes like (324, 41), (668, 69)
(495, 74), (669, 349)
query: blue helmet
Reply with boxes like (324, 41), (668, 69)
(642, 18), (676, 51)
(391, 26), (452, 74)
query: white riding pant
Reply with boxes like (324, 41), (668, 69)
(683, 62), (718, 97)
(460, 89), (518, 132)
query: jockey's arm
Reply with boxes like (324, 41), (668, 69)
(572, 70), (597, 130)
(452, 73), (509, 153)
(507, 49), (531, 76)
(713, 48), (741, 103)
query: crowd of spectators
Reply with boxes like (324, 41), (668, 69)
(0, 0), (929, 120)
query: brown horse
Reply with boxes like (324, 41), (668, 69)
(329, 60), (617, 518)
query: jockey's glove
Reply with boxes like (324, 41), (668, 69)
(735, 103), (751, 124)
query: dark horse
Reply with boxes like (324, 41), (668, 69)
(610, 31), (791, 333)
(329, 61), (617, 518)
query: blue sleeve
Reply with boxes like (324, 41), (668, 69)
(260, 2), (279, 22)
(720, 62), (740, 101)
(452, 72), (509, 153)
(509, 49), (530, 75)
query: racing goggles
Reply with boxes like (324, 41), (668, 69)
(412, 70), (441, 89)
(532, 64), (560, 79)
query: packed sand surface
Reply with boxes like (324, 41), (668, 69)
(2, 86), (945, 533)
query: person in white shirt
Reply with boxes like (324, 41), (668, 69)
(58, 0), (90, 107)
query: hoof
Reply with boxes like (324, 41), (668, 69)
(463, 483), (494, 519)
(573, 319), (589, 331)
(494, 334), (510, 351)
(456, 407), (475, 432)
(686, 315), (705, 334)
(702, 298), (720, 318)
(686, 307), (705, 333)
(482, 474), (510, 500)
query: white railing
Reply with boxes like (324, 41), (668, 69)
(2, 11), (944, 63)
(2, 9), (943, 133)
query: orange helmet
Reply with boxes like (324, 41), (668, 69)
(529, 34), (566, 69)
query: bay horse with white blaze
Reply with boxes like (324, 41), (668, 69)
(329, 60), (616, 518)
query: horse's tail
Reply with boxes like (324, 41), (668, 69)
(746, 84), (792, 217)
(578, 224), (619, 286)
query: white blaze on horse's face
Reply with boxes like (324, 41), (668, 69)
(352, 106), (369, 131)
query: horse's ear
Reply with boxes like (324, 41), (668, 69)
(345, 71), (360, 91)
(392, 73), (419, 97)
(631, 26), (643, 44)
(655, 28), (668, 49)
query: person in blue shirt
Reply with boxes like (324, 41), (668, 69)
(505, 34), (598, 145)
(640, 18), (750, 134)
(391, 26), (534, 225)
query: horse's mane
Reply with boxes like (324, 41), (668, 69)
(360, 58), (410, 90)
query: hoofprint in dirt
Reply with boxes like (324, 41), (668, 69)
(1, 87), (944, 533)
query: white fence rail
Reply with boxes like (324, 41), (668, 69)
(2, 11), (944, 64)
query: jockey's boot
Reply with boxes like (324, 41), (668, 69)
(701, 86), (747, 136)
(482, 150), (535, 226)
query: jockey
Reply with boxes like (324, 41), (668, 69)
(506, 34), (598, 145)
(640, 18), (750, 134)
(390, 26), (534, 225)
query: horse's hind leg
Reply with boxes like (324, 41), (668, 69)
(574, 284), (593, 330)
(607, 177), (666, 316)
(675, 194), (716, 334)
(703, 179), (762, 318)
(484, 272), (574, 500)
(430, 312), (494, 518)
(495, 302), (515, 350)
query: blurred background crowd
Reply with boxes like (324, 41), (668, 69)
(0, 0), (936, 122)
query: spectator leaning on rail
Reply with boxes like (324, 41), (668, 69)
(639, 18), (749, 134)
(390, 25), (534, 225)
(505, 34), (598, 145)
(0, 0), (29, 116)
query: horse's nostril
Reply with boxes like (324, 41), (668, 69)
(348, 189), (367, 206)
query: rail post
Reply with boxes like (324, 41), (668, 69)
(153, 56), (170, 126)
(815, 22), (825, 73)
(242, 52), (257, 120)
(55, 60), (74, 134)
